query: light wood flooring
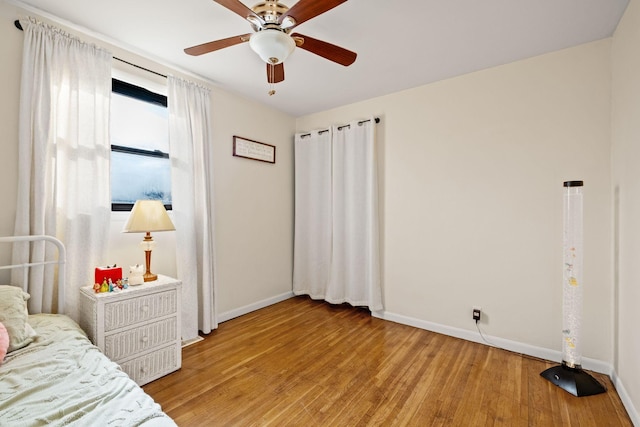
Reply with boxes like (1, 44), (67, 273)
(144, 296), (632, 426)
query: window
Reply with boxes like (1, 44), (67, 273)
(110, 79), (171, 211)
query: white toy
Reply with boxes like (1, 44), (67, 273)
(128, 264), (144, 286)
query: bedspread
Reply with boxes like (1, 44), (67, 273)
(0, 314), (176, 427)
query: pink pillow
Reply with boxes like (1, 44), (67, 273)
(0, 322), (9, 363)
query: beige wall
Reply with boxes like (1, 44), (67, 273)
(297, 40), (613, 363)
(612, 0), (640, 421)
(0, 1), (296, 317)
(210, 89), (295, 313)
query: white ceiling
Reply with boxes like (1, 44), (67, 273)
(11, 0), (629, 117)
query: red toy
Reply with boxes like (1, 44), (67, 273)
(94, 265), (122, 285)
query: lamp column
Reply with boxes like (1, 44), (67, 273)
(140, 231), (157, 282)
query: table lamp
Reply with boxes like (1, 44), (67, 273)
(122, 200), (175, 282)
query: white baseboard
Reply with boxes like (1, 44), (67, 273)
(372, 310), (611, 374)
(217, 291), (294, 323)
(611, 370), (640, 426)
(181, 336), (204, 348)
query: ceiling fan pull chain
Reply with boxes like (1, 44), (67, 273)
(268, 62), (276, 96)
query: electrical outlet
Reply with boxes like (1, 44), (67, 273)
(472, 307), (481, 322)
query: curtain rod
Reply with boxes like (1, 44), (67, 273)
(14, 19), (168, 79)
(299, 117), (380, 138)
(114, 57), (167, 79)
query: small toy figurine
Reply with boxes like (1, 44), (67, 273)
(93, 283), (101, 293)
(108, 278), (114, 292)
(100, 278), (109, 293)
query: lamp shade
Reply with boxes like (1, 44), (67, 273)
(249, 29), (295, 64)
(122, 200), (175, 233)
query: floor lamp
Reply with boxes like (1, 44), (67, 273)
(540, 181), (606, 397)
(122, 200), (175, 282)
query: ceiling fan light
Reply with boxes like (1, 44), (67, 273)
(249, 29), (295, 64)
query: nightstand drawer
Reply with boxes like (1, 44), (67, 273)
(104, 317), (178, 360)
(120, 343), (180, 385)
(104, 289), (177, 331)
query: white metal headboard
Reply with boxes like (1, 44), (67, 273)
(0, 235), (67, 314)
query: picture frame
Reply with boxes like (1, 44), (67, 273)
(233, 136), (276, 164)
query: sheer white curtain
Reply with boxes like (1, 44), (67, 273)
(293, 129), (332, 298)
(13, 18), (112, 319)
(293, 118), (382, 312)
(168, 76), (217, 341)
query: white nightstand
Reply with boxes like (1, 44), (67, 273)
(79, 275), (182, 386)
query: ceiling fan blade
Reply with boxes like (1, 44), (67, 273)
(291, 33), (357, 66)
(279, 0), (347, 28)
(267, 63), (285, 83)
(214, 0), (264, 24)
(184, 34), (251, 56)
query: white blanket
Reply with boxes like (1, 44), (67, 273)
(0, 314), (176, 427)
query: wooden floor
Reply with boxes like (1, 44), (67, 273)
(144, 296), (632, 426)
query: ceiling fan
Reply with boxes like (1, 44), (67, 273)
(184, 0), (357, 94)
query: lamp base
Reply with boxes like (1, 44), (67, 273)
(540, 362), (606, 397)
(143, 272), (157, 282)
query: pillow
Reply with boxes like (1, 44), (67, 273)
(0, 285), (34, 353)
(0, 322), (9, 362)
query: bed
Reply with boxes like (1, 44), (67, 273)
(0, 235), (176, 426)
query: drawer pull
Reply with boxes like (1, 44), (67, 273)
(141, 305), (149, 313)
(141, 336), (149, 343)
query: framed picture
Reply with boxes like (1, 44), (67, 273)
(233, 136), (276, 164)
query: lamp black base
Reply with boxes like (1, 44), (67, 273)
(540, 363), (607, 397)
